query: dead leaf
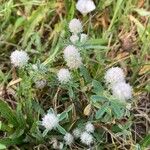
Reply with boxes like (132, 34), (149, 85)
(84, 104), (92, 116)
(7, 78), (22, 87)
(138, 0), (145, 8)
(115, 52), (129, 60)
(139, 65), (150, 75)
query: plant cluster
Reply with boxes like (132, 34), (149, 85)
(0, 0), (149, 150)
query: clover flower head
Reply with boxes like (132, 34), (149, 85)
(57, 68), (71, 83)
(85, 122), (95, 133)
(42, 113), (59, 130)
(76, 0), (96, 15)
(58, 142), (64, 149)
(70, 34), (79, 44)
(112, 82), (133, 101)
(64, 133), (74, 145)
(80, 131), (93, 146)
(69, 18), (82, 34)
(32, 64), (38, 70)
(35, 79), (47, 89)
(53, 142), (63, 150)
(126, 103), (132, 110)
(73, 128), (81, 138)
(10, 50), (29, 67)
(52, 138), (64, 150)
(64, 45), (82, 69)
(104, 67), (125, 85)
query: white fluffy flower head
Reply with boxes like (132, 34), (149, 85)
(52, 138), (64, 150)
(69, 18), (82, 34)
(42, 113), (59, 130)
(104, 67), (125, 85)
(85, 122), (95, 133)
(73, 128), (81, 138)
(112, 82), (132, 101)
(76, 0), (96, 15)
(10, 50), (29, 67)
(126, 103), (132, 110)
(70, 34), (79, 44)
(64, 133), (74, 145)
(58, 142), (63, 149)
(64, 45), (82, 69)
(80, 131), (93, 145)
(57, 68), (71, 83)
(35, 79), (47, 89)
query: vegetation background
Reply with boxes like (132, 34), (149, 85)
(0, 0), (150, 149)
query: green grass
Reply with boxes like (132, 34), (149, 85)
(0, 0), (150, 149)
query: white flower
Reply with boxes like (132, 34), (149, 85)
(126, 103), (132, 110)
(80, 132), (93, 145)
(85, 122), (95, 133)
(32, 64), (38, 70)
(104, 67), (125, 85)
(59, 142), (63, 149)
(57, 68), (71, 83)
(76, 0), (96, 15)
(112, 82), (132, 101)
(35, 79), (47, 89)
(64, 45), (82, 69)
(80, 33), (88, 43)
(69, 18), (82, 34)
(70, 34), (79, 44)
(42, 113), (59, 130)
(10, 50), (29, 67)
(73, 128), (81, 138)
(52, 139), (63, 150)
(64, 133), (74, 145)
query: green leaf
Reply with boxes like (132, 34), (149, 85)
(84, 45), (108, 50)
(91, 95), (108, 103)
(95, 103), (109, 119)
(0, 99), (18, 127)
(32, 100), (45, 115)
(92, 80), (104, 95)
(101, 0), (113, 9)
(111, 100), (124, 119)
(134, 8), (150, 16)
(30, 122), (44, 142)
(58, 112), (68, 121)
(0, 137), (23, 146)
(68, 86), (74, 99)
(56, 125), (67, 135)
(0, 144), (6, 150)
(108, 0), (124, 31)
(135, 144), (142, 150)
(129, 15), (150, 41)
(22, 5), (53, 47)
(80, 65), (92, 83)
(145, 84), (150, 92)
(140, 134), (150, 148)
(58, 105), (73, 121)
(65, 104), (73, 112)
(42, 129), (49, 137)
(11, 17), (25, 37)
(9, 129), (24, 139)
(16, 104), (26, 128)
(67, 0), (75, 20)
(83, 36), (108, 50)
(86, 39), (108, 45)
